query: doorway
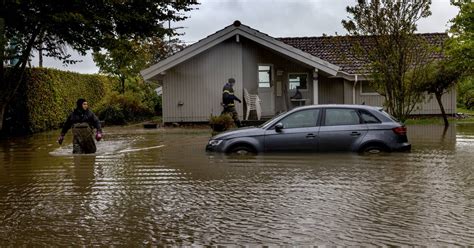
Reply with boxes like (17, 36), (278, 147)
(257, 65), (275, 116)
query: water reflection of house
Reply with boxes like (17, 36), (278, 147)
(141, 21), (455, 124)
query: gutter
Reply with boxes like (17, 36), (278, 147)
(352, 74), (358, 104)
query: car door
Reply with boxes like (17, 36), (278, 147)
(318, 108), (368, 152)
(263, 108), (320, 152)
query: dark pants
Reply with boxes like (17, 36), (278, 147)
(222, 106), (241, 127)
(72, 123), (96, 154)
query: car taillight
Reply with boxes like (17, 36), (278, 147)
(392, 126), (407, 135)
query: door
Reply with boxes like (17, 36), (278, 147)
(257, 65), (275, 116)
(264, 108), (320, 152)
(288, 73), (309, 109)
(318, 108), (368, 152)
(258, 87), (274, 116)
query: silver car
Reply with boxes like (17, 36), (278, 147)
(206, 104), (411, 154)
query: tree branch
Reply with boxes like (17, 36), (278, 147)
(5, 26), (42, 102)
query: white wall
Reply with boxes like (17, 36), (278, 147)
(162, 39), (243, 122)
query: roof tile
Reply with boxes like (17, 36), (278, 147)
(277, 33), (448, 75)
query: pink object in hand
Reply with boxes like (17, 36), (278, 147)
(57, 135), (64, 145)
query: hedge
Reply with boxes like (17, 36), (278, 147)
(5, 68), (115, 134)
(93, 90), (156, 125)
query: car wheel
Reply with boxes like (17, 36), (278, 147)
(362, 145), (386, 154)
(229, 145), (256, 155)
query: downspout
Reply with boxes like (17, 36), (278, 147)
(352, 74), (358, 105)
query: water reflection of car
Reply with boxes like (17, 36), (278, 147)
(206, 104), (411, 154)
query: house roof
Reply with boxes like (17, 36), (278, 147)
(141, 21), (340, 81)
(278, 33), (448, 75)
(141, 21), (448, 81)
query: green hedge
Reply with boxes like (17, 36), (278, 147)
(94, 91), (153, 125)
(6, 68), (115, 134)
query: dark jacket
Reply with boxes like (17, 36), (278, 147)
(61, 109), (102, 135)
(222, 83), (241, 107)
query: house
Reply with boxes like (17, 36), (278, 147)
(141, 21), (456, 123)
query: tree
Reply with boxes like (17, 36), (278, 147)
(447, 0), (474, 110)
(422, 60), (462, 126)
(0, 0), (197, 133)
(147, 37), (186, 64)
(342, 0), (437, 122)
(447, 0), (473, 76)
(93, 38), (151, 94)
(457, 77), (474, 110)
(419, 0), (473, 126)
(92, 37), (184, 93)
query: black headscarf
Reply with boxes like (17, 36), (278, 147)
(75, 98), (87, 113)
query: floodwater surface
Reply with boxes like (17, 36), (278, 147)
(0, 124), (473, 246)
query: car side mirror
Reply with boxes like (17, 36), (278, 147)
(274, 123), (284, 132)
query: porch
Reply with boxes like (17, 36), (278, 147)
(242, 68), (346, 121)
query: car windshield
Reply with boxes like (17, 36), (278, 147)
(258, 111), (287, 128)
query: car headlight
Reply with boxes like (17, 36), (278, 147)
(208, 139), (223, 146)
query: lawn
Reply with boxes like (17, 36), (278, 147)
(405, 107), (474, 125)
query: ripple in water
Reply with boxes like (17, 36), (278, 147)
(0, 125), (473, 245)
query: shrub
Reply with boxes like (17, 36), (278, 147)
(120, 77), (161, 115)
(209, 114), (235, 132)
(458, 76), (474, 110)
(93, 91), (155, 125)
(5, 68), (113, 134)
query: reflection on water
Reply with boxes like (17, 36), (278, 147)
(72, 156), (95, 194)
(0, 124), (473, 245)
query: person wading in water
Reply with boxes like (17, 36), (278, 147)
(222, 78), (242, 127)
(57, 98), (103, 154)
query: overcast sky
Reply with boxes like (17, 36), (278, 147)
(36, 0), (459, 74)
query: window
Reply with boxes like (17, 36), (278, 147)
(359, 110), (380, 124)
(380, 110), (399, 122)
(361, 81), (378, 94)
(278, 109), (320, 129)
(289, 73), (308, 90)
(258, 65), (271, 88)
(324, 108), (361, 126)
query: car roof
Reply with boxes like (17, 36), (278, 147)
(293, 104), (382, 111)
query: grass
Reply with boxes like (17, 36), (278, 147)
(149, 116), (163, 123)
(457, 107), (474, 115)
(405, 107), (474, 125)
(405, 118), (446, 125)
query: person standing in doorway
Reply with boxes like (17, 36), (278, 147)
(57, 98), (103, 154)
(222, 78), (242, 127)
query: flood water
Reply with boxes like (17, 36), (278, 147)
(0, 124), (473, 246)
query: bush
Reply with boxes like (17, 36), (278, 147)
(458, 76), (474, 110)
(94, 91), (155, 125)
(4, 69), (161, 134)
(121, 77), (161, 116)
(5, 68), (113, 134)
(154, 95), (162, 116)
(92, 76), (161, 125)
(209, 114), (235, 132)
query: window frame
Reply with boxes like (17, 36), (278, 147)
(322, 108), (363, 126)
(258, 64), (273, 88)
(288, 72), (309, 91)
(270, 108), (321, 130)
(358, 109), (381, 124)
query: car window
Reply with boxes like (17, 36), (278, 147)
(279, 109), (320, 129)
(359, 110), (381, 124)
(325, 108), (361, 126)
(259, 111), (287, 128)
(380, 110), (400, 123)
